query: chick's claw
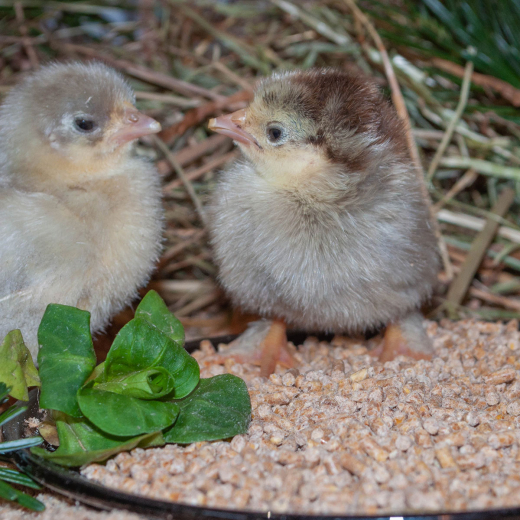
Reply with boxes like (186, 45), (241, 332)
(217, 319), (295, 377)
(376, 312), (434, 363)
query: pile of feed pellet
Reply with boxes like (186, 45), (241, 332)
(83, 319), (520, 515)
(0, 493), (142, 520)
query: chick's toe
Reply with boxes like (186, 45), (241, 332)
(377, 311), (434, 363)
(218, 319), (295, 377)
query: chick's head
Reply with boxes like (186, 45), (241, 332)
(0, 61), (161, 186)
(209, 69), (408, 193)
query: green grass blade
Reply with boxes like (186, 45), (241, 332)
(0, 436), (43, 454)
(0, 405), (27, 428)
(0, 479), (45, 511)
(10, 489), (45, 511)
(0, 468), (41, 489)
(0, 479), (17, 501)
(0, 383), (9, 403)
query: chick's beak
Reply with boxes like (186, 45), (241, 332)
(109, 108), (161, 146)
(208, 109), (260, 148)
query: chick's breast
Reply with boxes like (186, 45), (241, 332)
(0, 160), (162, 351)
(211, 159), (438, 333)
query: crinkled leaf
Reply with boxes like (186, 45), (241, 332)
(104, 318), (199, 399)
(31, 412), (164, 467)
(135, 290), (184, 347)
(77, 386), (179, 436)
(38, 305), (96, 417)
(93, 367), (174, 399)
(0, 330), (40, 401)
(38, 421), (59, 446)
(164, 374), (251, 444)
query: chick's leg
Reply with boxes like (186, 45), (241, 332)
(218, 319), (294, 377)
(377, 311), (433, 363)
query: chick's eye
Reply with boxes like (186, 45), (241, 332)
(267, 126), (284, 143)
(74, 118), (96, 132)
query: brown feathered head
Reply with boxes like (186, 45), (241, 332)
(209, 68), (409, 191)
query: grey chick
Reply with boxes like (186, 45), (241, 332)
(208, 68), (440, 375)
(0, 61), (163, 357)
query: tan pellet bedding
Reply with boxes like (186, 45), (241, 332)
(83, 319), (520, 515)
(0, 493), (142, 520)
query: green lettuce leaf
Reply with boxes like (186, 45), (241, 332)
(93, 367), (174, 399)
(38, 305), (96, 417)
(77, 386), (179, 436)
(31, 412), (164, 467)
(164, 374), (251, 444)
(0, 330), (40, 401)
(104, 318), (199, 399)
(135, 290), (184, 346)
(78, 384), (179, 437)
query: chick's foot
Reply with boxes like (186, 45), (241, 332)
(218, 319), (294, 377)
(374, 311), (433, 363)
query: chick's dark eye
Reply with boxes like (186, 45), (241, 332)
(74, 118), (96, 132)
(267, 126), (284, 143)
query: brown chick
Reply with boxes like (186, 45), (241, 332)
(208, 69), (440, 375)
(0, 61), (163, 357)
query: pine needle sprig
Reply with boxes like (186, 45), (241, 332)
(0, 383), (44, 512)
